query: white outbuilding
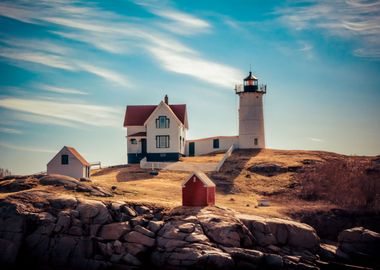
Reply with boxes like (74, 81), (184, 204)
(47, 146), (90, 179)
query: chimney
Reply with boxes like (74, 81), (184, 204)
(164, 94), (169, 105)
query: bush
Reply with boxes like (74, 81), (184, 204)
(0, 168), (11, 178)
(298, 158), (380, 210)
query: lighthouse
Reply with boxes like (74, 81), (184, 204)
(235, 71), (267, 149)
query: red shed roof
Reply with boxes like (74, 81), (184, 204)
(124, 104), (186, 126)
(182, 171), (216, 188)
(66, 146), (90, 166)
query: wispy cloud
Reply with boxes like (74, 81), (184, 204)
(0, 97), (120, 127)
(151, 9), (211, 35)
(276, 0), (380, 59)
(0, 142), (55, 153)
(36, 84), (88, 95)
(0, 41), (131, 87)
(308, 137), (324, 143)
(0, 127), (22, 134)
(148, 47), (243, 88)
(0, 0), (241, 88)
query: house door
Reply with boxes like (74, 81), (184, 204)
(189, 142), (195, 156)
(141, 139), (147, 155)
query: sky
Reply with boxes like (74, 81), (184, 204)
(0, 0), (379, 174)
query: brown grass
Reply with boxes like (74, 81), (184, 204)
(298, 157), (380, 210)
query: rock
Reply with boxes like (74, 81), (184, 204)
(199, 213), (254, 248)
(124, 231), (155, 247)
(0, 238), (19, 264)
(68, 226), (83, 236)
(80, 177), (92, 182)
(178, 222), (195, 233)
(338, 227), (380, 258)
(121, 205), (137, 217)
(122, 253), (142, 266)
(54, 211), (71, 233)
(134, 205), (151, 215)
(264, 253), (283, 269)
(40, 174), (81, 189)
(222, 246), (264, 265)
(50, 236), (78, 266)
(319, 243), (338, 260)
(125, 242), (147, 256)
(198, 251), (234, 270)
(76, 200), (111, 224)
(239, 214), (319, 250)
(157, 238), (188, 251)
(98, 242), (114, 257)
(134, 225), (155, 237)
(147, 220), (164, 233)
(249, 163), (301, 176)
(130, 216), (148, 227)
(49, 195), (77, 209)
(40, 175), (112, 197)
(0, 177), (38, 192)
(98, 222), (131, 240)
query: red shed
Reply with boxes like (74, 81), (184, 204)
(182, 171), (216, 207)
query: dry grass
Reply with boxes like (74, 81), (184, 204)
(89, 149), (364, 218)
(298, 157), (380, 210)
(179, 151), (225, 163)
(5, 149), (375, 219)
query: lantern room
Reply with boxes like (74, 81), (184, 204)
(243, 71), (258, 92)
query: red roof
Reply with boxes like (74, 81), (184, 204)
(124, 104), (186, 126)
(66, 146), (90, 166)
(128, 132), (147, 137)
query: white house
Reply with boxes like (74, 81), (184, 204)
(123, 95), (188, 163)
(185, 136), (239, 156)
(124, 71), (266, 163)
(47, 146), (90, 179)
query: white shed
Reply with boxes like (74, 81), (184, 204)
(47, 146), (90, 179)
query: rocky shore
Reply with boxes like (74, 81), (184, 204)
(0, 186), (379, 270)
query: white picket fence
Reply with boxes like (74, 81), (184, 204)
(215, 144), (235, 172)
(140, 157), (170, 170)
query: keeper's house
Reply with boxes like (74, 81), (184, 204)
(123, 95), (188, 163)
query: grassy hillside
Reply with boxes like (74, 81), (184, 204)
(90, 149), (380, 218)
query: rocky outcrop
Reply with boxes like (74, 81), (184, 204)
(40, 174), (113, 197)
(338, 227), (380, 260)
(239, 214), (319, 251)
(0, 190), (377, 269)
(249, 163), (302, 176)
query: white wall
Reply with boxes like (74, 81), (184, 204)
(146, 104), (182, 153)
(47, 147), (86, 179)
(238, 92), (265, 148)
(185, 136), (238, 156)
(127, 126), (146, 154)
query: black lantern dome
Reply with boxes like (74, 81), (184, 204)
(243, 71), (258, 92)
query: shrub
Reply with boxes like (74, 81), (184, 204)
(0, 168), (11, 178)
(298, 158), (380, 210)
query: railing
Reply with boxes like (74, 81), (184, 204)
(215, 144), (235, 172)
(235, 84), (267, 94)
(90, 162), (101, 169)
(140, 157), (170, 170)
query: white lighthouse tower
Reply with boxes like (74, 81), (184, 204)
(236, 71), (267, 149)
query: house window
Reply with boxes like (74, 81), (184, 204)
(213, 139), (219, 149)
(156, 135), (170, 148)
(156, 116), (170, 128)
(130, 139), (137, 144)
(254, 138), (258, 145)
(61, 154), (69, 165)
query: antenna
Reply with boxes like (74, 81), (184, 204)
(250, 63), (251, 72)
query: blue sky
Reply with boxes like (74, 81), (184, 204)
(0, 0), (379, 174)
